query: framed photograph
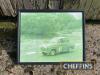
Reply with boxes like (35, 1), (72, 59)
(18, 10), (85, 63)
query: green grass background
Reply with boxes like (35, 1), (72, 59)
(20, 12), (83, 62)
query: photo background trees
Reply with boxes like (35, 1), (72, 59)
(21, 12), (82, 39)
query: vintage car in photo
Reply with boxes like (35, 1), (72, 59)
(41, 37), (74, 55)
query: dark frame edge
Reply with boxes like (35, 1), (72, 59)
(17, 10), (85, 64)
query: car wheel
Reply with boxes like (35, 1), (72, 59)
(50, 49), (56, 55)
